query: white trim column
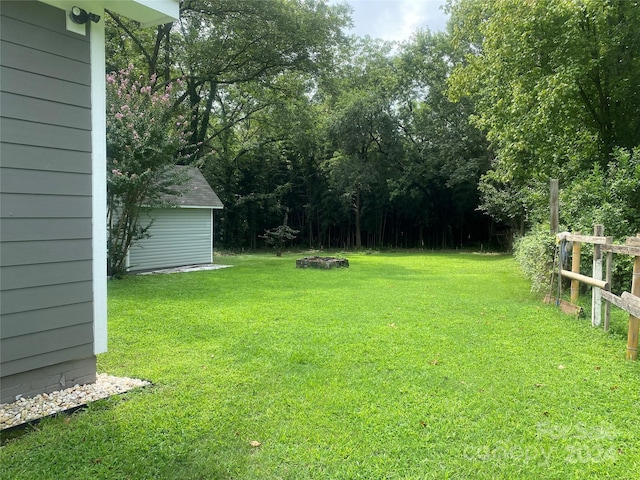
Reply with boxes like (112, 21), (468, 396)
(90, 12), (108, 354)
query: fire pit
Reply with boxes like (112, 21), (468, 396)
(296, 256), (349, 269)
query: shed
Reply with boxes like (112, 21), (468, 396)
(0, 0), (180, 403)
(127, 166), (224, 271)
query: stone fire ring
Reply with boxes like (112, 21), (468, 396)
(296, 256), (349, 269)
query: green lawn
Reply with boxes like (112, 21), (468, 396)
(2, 252), (640, 479)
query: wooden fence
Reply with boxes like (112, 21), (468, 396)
(550, 225), (640, 360)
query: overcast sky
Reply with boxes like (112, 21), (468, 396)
(332, 0), (449, 42)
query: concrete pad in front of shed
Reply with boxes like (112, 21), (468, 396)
(137, 264), (233, 275)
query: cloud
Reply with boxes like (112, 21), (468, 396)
(336, 0), (448, 42)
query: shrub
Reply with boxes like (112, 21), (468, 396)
(513, 224), (556, 294)
(558, 148), (640, 293)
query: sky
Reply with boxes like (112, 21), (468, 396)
(332, 0), (450, 42)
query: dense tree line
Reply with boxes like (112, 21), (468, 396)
(105, 0), (640, 259)
(448, 0), (640, 239)
(446, 0), (640, 290)
(106, 0), (494, 253)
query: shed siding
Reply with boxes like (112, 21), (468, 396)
(128, 209), (213, 271)
(0, 2), (96, 402)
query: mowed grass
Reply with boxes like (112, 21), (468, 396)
(2, 252), (640, 479)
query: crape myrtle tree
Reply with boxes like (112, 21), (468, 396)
(106, 66), (192, 277)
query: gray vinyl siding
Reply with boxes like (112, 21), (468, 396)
(0, 1), (95, 400)
(128, 208), (213, 271)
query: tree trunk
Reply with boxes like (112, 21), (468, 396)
(354, 188), (362, 249)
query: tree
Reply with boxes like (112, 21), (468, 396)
(103, 2), (500, 251)
(106, 66), (190, 277)
(447, 0), (640, 231)
(260, 212), (299, 256)
(105, 12), (174, 81)
(393, 29), (492, 247)
(199, 70), (324, 250)
(106, 0), (351, 160)
(105, 0), (351, 251)
(323, 38), (402, 249)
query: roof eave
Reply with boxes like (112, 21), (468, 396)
(176, 205), (225, 210)
(40, 0), (179, 27)
(104, 0), (179, 27)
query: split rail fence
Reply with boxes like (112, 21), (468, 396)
(550, 225), (640, 360)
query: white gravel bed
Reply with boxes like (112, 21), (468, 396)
(0, 373), (150, 430)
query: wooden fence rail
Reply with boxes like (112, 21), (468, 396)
(553, 227), (640, 360)
(559, 269), (608, 290)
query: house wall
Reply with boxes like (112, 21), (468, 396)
(128, 209), (214, 271)
(0, 1), (96, 402)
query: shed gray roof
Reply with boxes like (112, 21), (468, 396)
(167, 166), (224, 209)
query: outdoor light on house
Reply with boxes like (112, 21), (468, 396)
(70, 6), (100, 24)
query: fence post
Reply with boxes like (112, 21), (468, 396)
(604, 238), (613, 332)
(592, 225), (604, 326)
(550, 179), (559, 234)
(571, 232), (581, 305)
(627, 234), (640, 360)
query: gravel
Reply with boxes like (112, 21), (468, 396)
(0, 373), (150, 430)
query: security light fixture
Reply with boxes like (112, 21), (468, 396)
(70, 6), (100, 24)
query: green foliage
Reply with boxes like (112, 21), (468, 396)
(106, 66), (191, 277)
(105, 2), (498, 251)
(515, 146), (640, 293)
(391, 31), (492, 247)
(102, 0), (640, 254)
(448, 0), (640, 232)
(477, 172), (551, 237)
(3, 254), (640, 478)
(319, 32), (493, 249)
(561, 148), (640, 239)
(477, 171), (528, 234)
(558, 148), (640, 292)
(322, 38), (400, 248)
(513, 225), (556, 293)
(105, 14), (175, 81)
(260, 214), (299, 256)
(449, 0), (640, 164)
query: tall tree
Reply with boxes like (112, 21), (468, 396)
(104, 1), (501, 251)
(107, 0), (350, 159)
(447, 0), (640, 230)
(393, 30), (492, 246)
(323, 38), (401, 248)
